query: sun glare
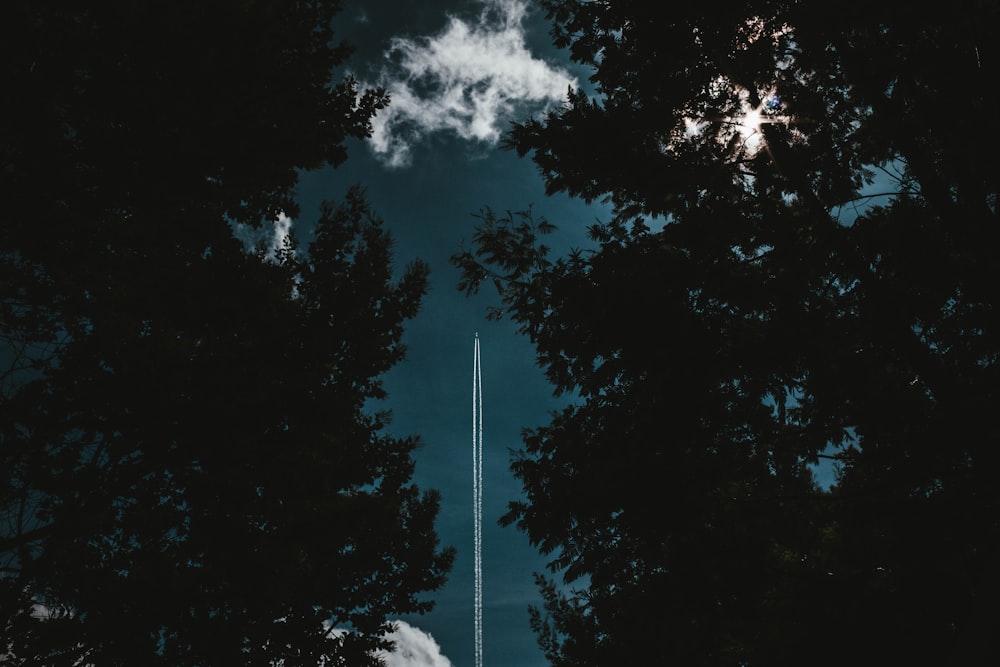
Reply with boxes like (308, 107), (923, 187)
(736, 94), (783, 155)
(737, 106), (765, 153)
(740, 108), (763, 135)
(677, 86), (783, 159)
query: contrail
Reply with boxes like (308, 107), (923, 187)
(472, 333), (484, 667)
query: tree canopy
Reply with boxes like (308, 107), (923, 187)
(454, 2), (999, 664)
(2, 1), (453, 664)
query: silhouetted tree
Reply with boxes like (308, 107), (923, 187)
(454, 3), (999, 664)
(1, 1), (453, 664)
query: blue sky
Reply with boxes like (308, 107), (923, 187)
(289, 1), (612, 665)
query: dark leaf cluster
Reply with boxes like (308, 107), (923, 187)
(2, 2), (452, 665)
(456, 2), (1000, 664)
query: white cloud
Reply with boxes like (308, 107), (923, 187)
(367, 0), (576, 167)
(321, 620), (452, 667)
(378, 621), (454, 667)
(230, 212), (295, 262)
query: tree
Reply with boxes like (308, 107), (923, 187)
(1, 2), (453, 664)
(454, 2), (1000, 664)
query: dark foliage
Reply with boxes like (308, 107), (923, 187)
(1, 1), (453, 664)
(454, 2), (1000, 664)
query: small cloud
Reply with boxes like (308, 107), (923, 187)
(324, 620), (453, 667)
(367, 0), (575, 167)
(230, 212), (295, 262)
(378, 621), (454, 667)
